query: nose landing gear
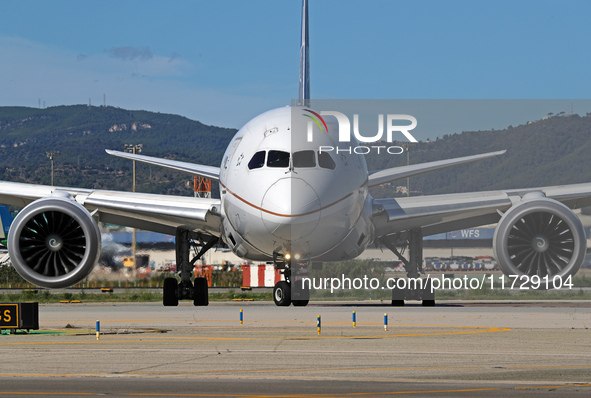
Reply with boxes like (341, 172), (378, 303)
(273, 280), (291, 306)
(272, 252), (309, 307)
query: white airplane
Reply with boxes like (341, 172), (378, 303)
(2, 0), (590, 306)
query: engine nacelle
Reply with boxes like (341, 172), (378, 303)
(7, 195), (101, 288)
(493, 197), (586, 280)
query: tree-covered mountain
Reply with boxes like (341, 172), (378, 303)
(367, 113), (591, 198)
(0, 105), (236, 195)
(0, 105), (590, 199)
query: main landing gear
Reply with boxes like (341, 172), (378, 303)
(163, 228), (218, 306)
(380, 229), (435, 307)
(272, 253), (309, 307)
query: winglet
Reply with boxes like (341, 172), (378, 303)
(368, 150), (506, 187)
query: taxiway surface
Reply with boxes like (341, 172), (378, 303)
(1, 301), (590, 397)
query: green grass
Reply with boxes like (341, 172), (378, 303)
(0, 289), (272, 304)
(0, 290), (162, 303)
(0, 281), (588, 304)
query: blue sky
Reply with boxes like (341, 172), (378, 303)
(1, 0), (590, 132)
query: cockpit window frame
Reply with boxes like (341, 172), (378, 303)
(293, 150), (316, 168)
(267, 150), (290, 168)
(318, 151), (336, 170)
(247, 150), (336, 170)
(248, 150), (266, 170)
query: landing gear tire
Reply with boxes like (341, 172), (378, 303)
(422, 299), (435, 307)
(194, 277), (209, 306)
(292, 283), (309, 306)
(273, 281), (291, 306)
(163, 277), (178, 306)
(391, 300), (405, 307)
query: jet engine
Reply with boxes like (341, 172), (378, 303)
(7, 195), (101, 288)
(493, 196), (586, 280)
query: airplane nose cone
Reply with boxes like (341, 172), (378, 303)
(261, 178), (320, 241)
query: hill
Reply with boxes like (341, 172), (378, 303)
(0, 105), (235, 195)
(367, 113), (591, 198)
(0, 105), (590, 199)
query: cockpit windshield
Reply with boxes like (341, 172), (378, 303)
(293, 150), (316, 168)
(248, 150), (266, 170)
(318, 151), (336, 170)
(247, 150), (335, 170)
(267, 150), (290, 168)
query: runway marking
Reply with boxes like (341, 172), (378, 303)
(5, 386), (589, 397)
(38, 318), (512, 328)
(0, 391), (498, 397)
(123, 389), (501, 396)
(39, 319), (452, 325)
(515, 383), (591, 390)
(3, 365), (591, 378)
(0, 389), (498, 397)
(0, 324), (510, 346)
(125, 365), (591, 376)
(0, 393), (96, 396)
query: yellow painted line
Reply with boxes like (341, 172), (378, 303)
(123, 388), (501, 396)
(41, 319), (218, 323)
(0, 323), (510, 346)
(0, 328), (511, 346)
(37, 318), (503, 327)
(0, 395), (249, 398)
(0, 390), (499, 397)
(130, 366), (484, 376)
(4, 366), (591, 381)
(119, 364), (591, 376)
(39, 319), (354, 324)
(120, 384), (591, 396)
(338, 389), (499, 396)
(37, 318), (513, 329)
(124, 394), (246, 397)
(500, 366), (591, 370)
(1, 373), (101, 378)
(0, 393), (96, 396)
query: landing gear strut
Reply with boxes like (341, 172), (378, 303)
(163, 228), (218, 306)
(272, 253), (309, 307)
(381, 229), (435, 306)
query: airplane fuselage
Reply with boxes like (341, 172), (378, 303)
(218, 106), (374, 263)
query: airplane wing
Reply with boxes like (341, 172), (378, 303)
(368, 150), (506, 188)
(0, 181), (221, 236)
(371, 180), (591, 284)
(105, 150), (220, 181)
(372, 182), (591, 238)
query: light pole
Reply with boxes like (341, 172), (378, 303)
(124, 144), (143, 269)
(124, 144), (143, 193)
(401, 143), (415, 197)
(46, 151), (60, 186)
